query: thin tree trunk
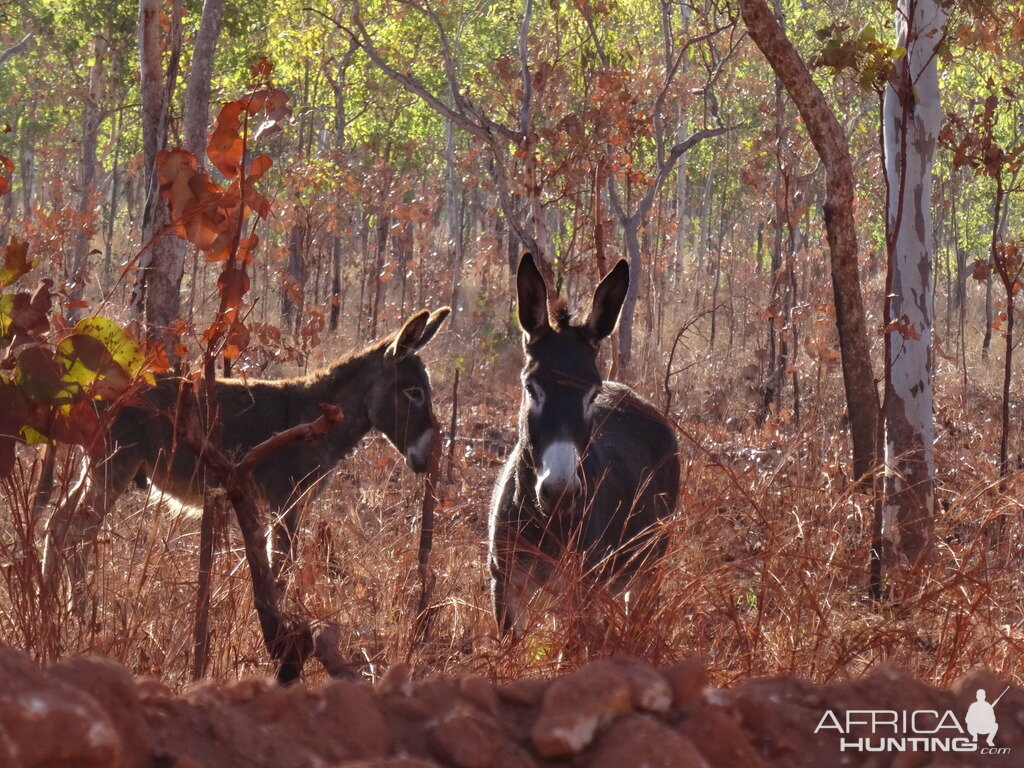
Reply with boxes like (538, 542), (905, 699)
(186, 0), (227, 668)
(738, 0), (880, 482)
(132, 0), (186, 352)
(68, 32), (107, 322)
(879, 0), (946, 572)
(445, 110), (465, 331)
(282, 224), (308, 338)
(764, 48), (786, 419)
(183, 0), (225, 160)
(103, 106), (125, 286)
(18, 111), (34, 219)
(370, 213), (389, 338)
(328, 45), (355, 332)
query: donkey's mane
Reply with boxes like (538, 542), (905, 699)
(297, 330), (400, 387)
(551, 298), (572, 330)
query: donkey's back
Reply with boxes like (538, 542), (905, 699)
(106, 375), (337, 510)
(577, 382), (679, 566)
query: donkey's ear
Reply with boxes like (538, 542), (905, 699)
(417, 306), (451, 348)
(386, 310), (431, 360)
(516, 253), (550, 339)
(585, 259), (629, 341)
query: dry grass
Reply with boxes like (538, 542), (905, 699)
(2, 307), (1024, 692)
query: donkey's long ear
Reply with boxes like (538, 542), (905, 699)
(585, 259), (629, 341)
(386, 310), (431, 360)
(516, 253), (550, 340)
(417, 306), (451, 348)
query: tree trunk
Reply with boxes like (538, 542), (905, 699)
(738, 0), (880, 482)
(132, 0), (186, 352)
(67, 32), (107, 322)
(764, 47), (786, 420)
(444, 110), (465, 331)
(103, 106), (125, 286)
(369, 213), (389, 338)
(617, 216), (642, 370)
(18, 112), (34, 220)
(328, 45), (355, 332)
(182, 0), (225, 160)
(880, 0), (946, 572)
(282, 224), (308, 338)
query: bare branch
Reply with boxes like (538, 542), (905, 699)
(0, 34), (33, 69)
(235, 403), (342, 475)
(634, 125), (736, 223)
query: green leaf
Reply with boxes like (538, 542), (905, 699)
(71, 316), (154, 384)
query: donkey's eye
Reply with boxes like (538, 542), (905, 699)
(404, 387), (426, 406)
(584, 386), (600, 416)
(526, 381), (545, 409)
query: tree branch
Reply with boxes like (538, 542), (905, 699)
(179, 390), (344, 682)
(0, 34), (33, 69)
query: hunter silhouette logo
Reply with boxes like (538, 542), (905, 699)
(966, 687), (1008, 748)
(814, 686), (1012, 755)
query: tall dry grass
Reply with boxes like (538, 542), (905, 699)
(1, 298), (1023, 691)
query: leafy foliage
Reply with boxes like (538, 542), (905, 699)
(0, 170), (152, 476)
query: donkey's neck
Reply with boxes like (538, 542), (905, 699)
(303, 347), (383, 463)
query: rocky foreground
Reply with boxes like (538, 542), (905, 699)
(0, 647), (1020, 767)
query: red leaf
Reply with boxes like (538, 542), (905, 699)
(207, 101), (246, 178)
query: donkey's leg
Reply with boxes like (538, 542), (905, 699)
(490, 544), (547, 638)
(43, 449), (140, 606)
(41, 454), (91, 589)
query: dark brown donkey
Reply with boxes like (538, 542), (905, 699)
(489, 255), (679, 634)
(43, 307), (450, 592)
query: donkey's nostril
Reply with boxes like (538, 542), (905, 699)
(537, 477), (581, 510)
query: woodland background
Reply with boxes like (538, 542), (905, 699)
(1, 0), (1023, 687)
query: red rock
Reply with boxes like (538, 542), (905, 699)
(492, 743), (538, 768)
(344, 759), (442, 768)
(49, 655), (152, 768)
(0, 648), (124, 768)
(662, 657), (708, 712)
(458, 674), (501, 717)
(318, 680), (392, 757)
(431, 707), (499, 768)
(678, 705), (769, 768)
(590, 714), (710, 768)
(530, 660), (632, 758)
(611, 657), (673, 712)
(497, 677), (548, 707)
(378, 662), (414, 696)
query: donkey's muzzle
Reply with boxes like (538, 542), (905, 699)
(404, 428), (435, 473)
(535, 440), (583, 512)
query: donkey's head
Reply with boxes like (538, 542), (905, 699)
(370, 307), (450, 473)
(515, 253), (629, 512)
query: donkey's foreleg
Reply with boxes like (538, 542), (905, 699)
(42, 453), (133, 609)
(41, 466), (104, 602)
(489, 543), (544, 639)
